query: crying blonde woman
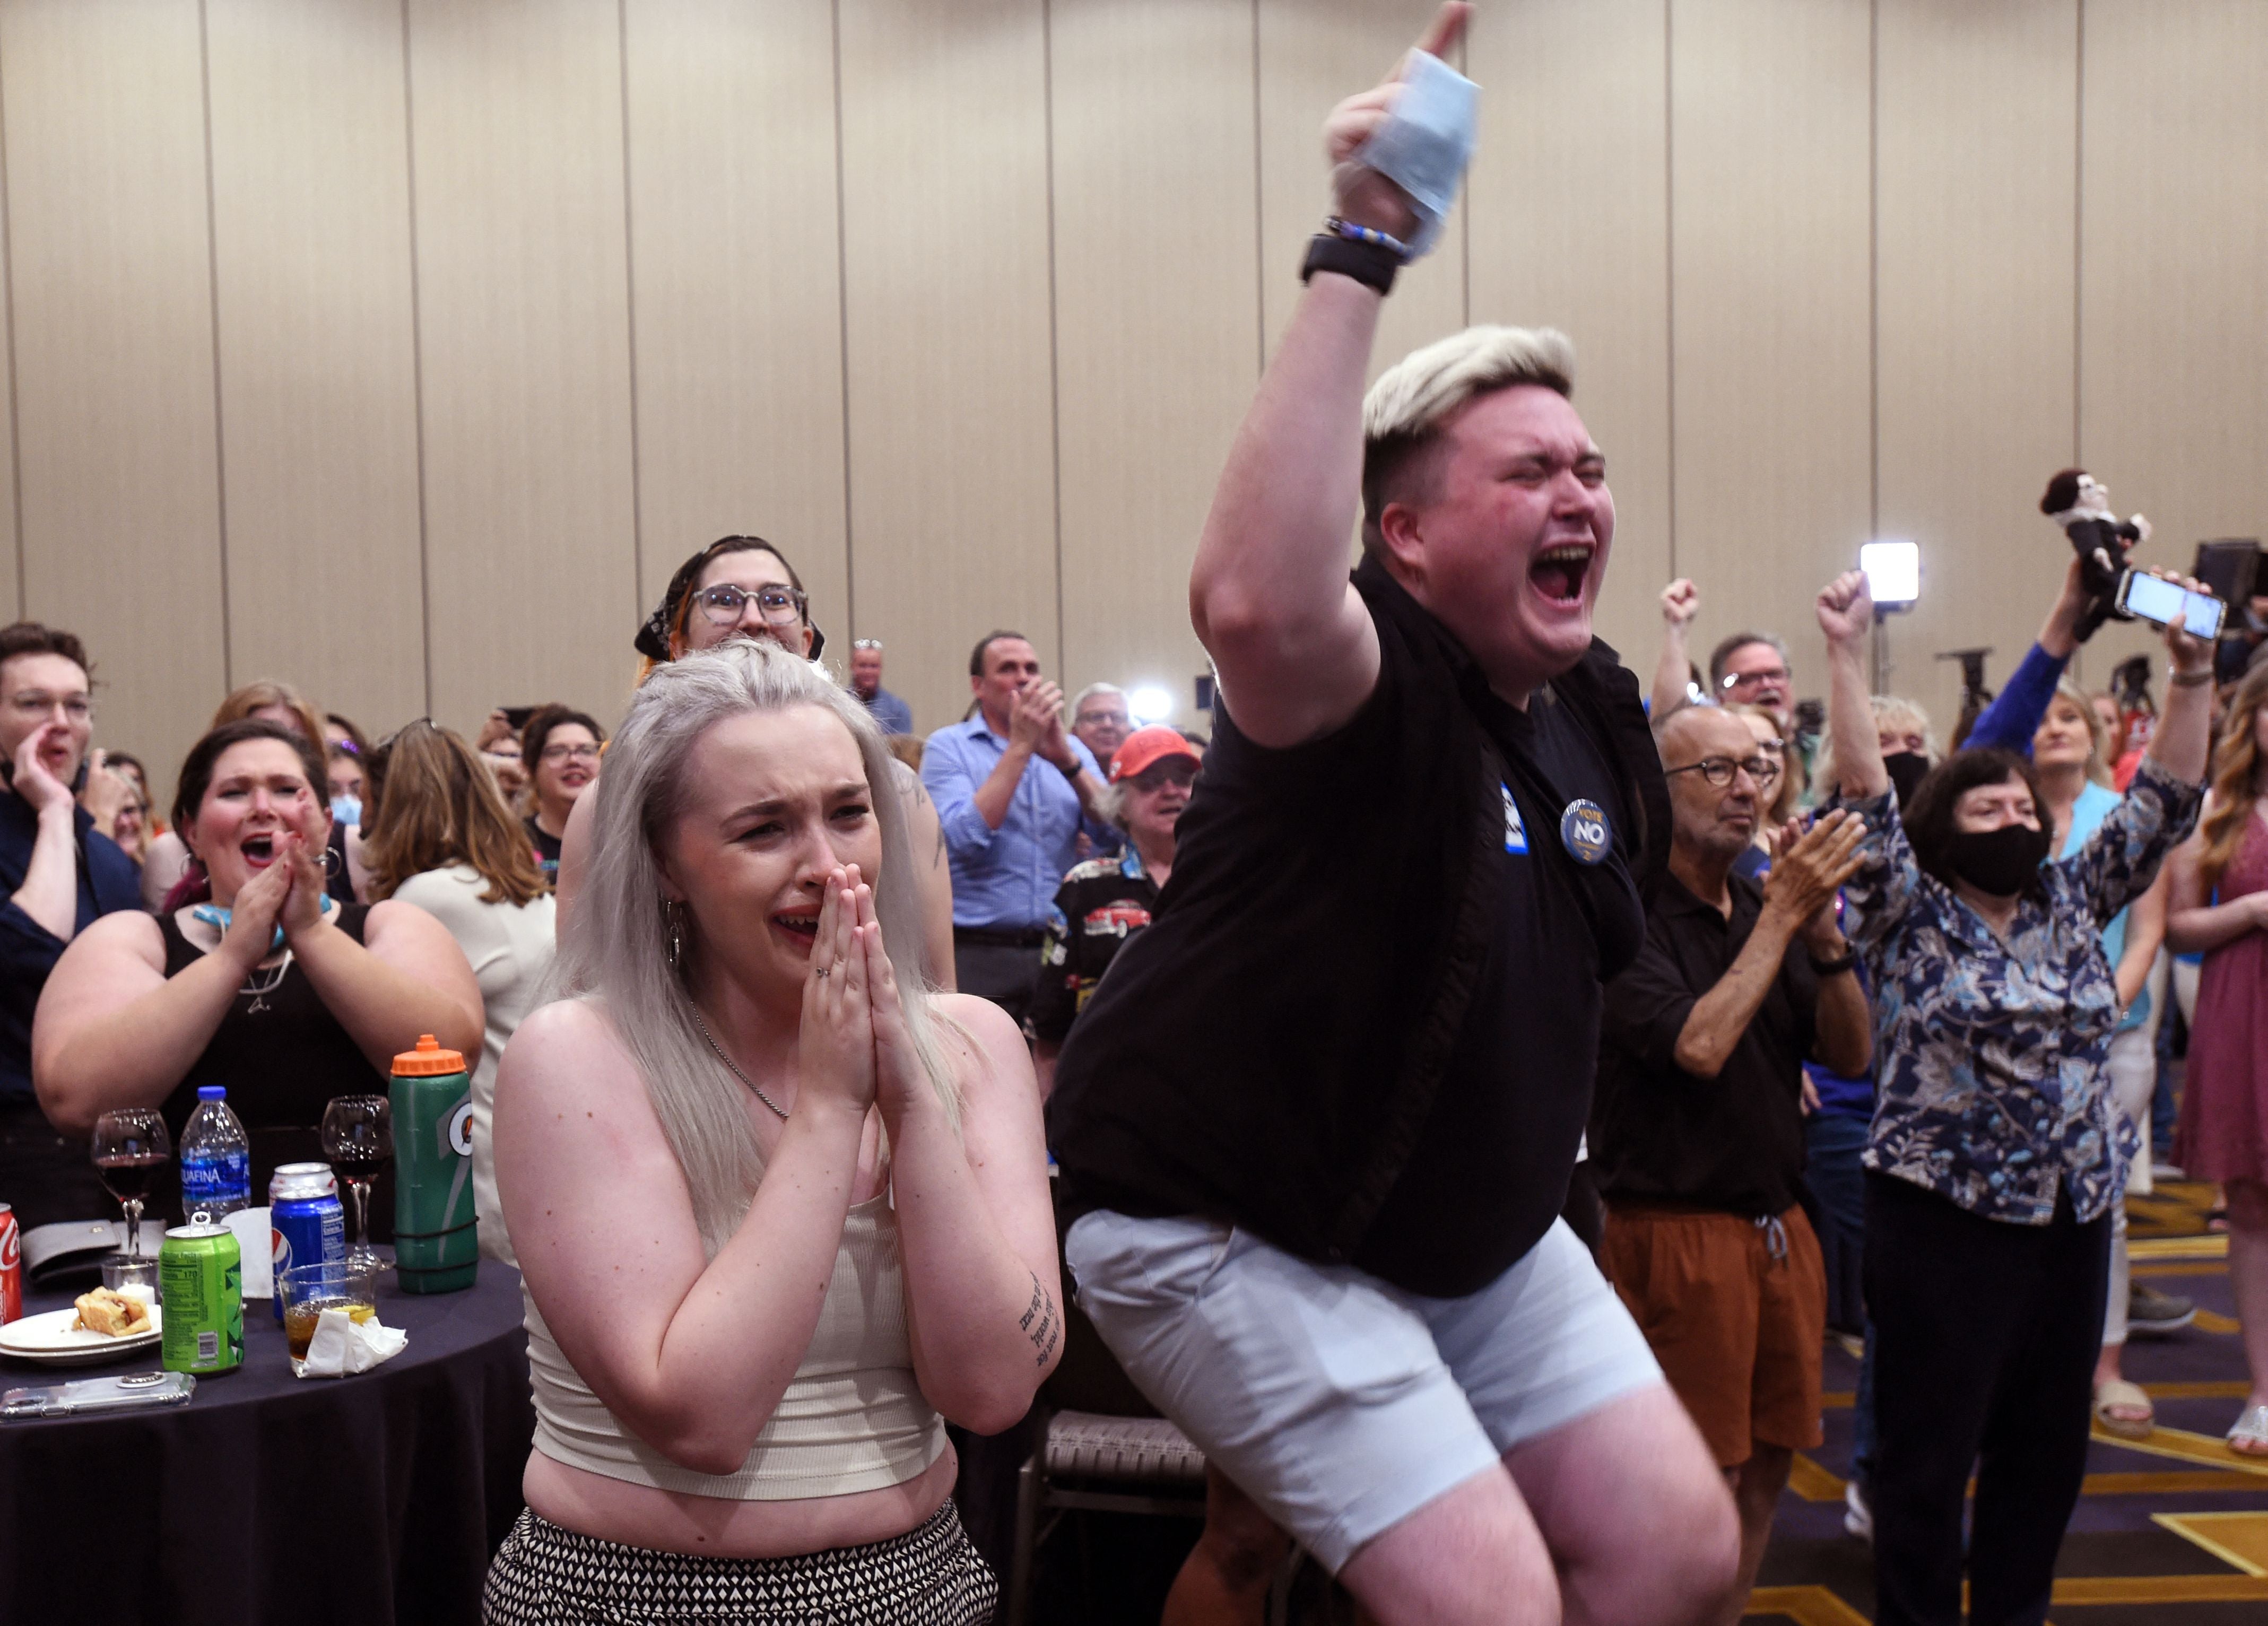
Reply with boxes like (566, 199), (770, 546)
(485, 638), (1058, 1625)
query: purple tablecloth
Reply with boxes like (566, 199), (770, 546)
(0, 1255), (531, 1625)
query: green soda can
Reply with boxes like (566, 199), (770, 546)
(159, 1214), (243, 1375)
(391, 1034), (480, 1293)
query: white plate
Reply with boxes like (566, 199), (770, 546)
(0, 1305), (164, 1367)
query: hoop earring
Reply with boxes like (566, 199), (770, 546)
(662, 898), (685, 972)
(318, 842), (342, 878)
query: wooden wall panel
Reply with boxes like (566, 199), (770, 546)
(1257, 0), (1467, 380)
(1049, 0), (1257, 722)
(1875, 0), (2077, 735)
(205, 0), (427, 735)
(1667, 0), (1873, 712)
(621, 0), (849, 653)
(0, 0), (225, 798)
(2076, 0), (2268, 701)
(837, 0), (1058, 737)
(0, 155), (18, 629)
(406, 0), (639, 736)
(1467, 0), (1671, 675)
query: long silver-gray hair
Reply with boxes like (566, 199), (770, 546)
(549, 637), (959, 1250)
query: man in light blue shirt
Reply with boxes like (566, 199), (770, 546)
(922, 630), (1111, 1024)
(849, 638), (915, 737)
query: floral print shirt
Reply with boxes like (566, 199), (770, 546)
(1836, 757), (2201, 1225)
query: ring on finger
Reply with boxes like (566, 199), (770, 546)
(814, 966), (831, 980)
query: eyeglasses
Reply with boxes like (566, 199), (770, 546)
(852, 639), (883, 651)
(694, 583), (806, 629)
(1665, 755), (1783, 789)
(1720, 667), (1791, 692)
(539, 742), (601, 763)
(1077, 710), (1131, 729)
(4, 691), (92, 723)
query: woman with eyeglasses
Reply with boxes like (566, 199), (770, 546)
(32, 718), (484, 1225)
(1815, 568), (2212, 1626)
(518, 706), (606, 889)
(363, 720), (555, 1265)
(555, 536), (957, 989)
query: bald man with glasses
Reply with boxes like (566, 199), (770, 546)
(1589, 704), (1874, 1624)
(848, 638), (913, 737)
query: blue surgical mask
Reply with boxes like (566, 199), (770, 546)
(331, 794), (362, 829)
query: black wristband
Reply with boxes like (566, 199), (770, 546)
(1809, 947), (1859, 978)
(1054, 756), (1083, 782)
(1300, 232), (1399, 296)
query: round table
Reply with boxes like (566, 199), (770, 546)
(0, 1256), (532, 1626)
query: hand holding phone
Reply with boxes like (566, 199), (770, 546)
(2116, 570), (2226, 640)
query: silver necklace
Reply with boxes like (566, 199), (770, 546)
(238, 949), (293, 1014)
(690, 1007), (789, 1120)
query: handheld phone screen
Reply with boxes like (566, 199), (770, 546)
(2119, 571), (2226, 640)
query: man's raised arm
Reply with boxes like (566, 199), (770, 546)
(1189, 3), (1467, 751)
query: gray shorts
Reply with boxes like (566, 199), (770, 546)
(1064, 1211), (1662, 1572)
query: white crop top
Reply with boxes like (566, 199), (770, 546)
(525, 1194), (949, 1500)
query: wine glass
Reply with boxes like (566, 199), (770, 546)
(90, 1109), (171, 1262)
(321, 1094), (393, 1270)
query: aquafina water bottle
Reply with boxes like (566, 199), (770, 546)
(178, 1085), (251, 1219)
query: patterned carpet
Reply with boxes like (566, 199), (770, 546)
(1752, 1181), (2268, 1624)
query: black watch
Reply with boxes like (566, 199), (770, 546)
(1300, 232), (1399, 296)
(1808, 946), (1858, 978)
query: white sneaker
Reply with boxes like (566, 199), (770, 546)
(1844, 1479), (1873, 1543)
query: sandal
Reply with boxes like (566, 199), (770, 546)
(2227, 1405), (2268, 1458)
(2095, 1378), (2155, 1441)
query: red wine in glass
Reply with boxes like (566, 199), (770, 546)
(321, 1095), (393, 1269)
(94, 1152), (167, 1205)
(90, 1109), (171, 1260)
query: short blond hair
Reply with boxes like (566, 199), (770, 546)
(1359, 326), (1577, 558)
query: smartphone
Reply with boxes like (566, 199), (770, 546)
(2, 1371), (196, 1420)
(499, 706), (537, 731)
(2117, 570), (2226, 640)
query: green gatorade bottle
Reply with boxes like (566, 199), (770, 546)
(390, 1034), (479, 1293)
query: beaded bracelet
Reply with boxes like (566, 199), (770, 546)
(1324, 215), (1413, 260)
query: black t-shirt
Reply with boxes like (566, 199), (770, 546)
(1591, 871), (1818, 1216)
(524, 816), (562, 888)
(1049, 575), (1654, 1298)
(1353, 684), (1645, 1289)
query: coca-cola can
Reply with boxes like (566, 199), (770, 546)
(0, 1203), (22, 1324)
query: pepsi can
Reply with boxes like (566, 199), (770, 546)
(268, 1163), (344, 1324)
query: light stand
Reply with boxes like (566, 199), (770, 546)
(1936, 647), (1995, 745)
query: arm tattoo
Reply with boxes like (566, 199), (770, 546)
(1019, 1271), (1061, 1367)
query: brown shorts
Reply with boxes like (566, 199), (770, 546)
(1601, 1203), (1824, 1467)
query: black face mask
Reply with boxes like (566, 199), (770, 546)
(1945, 821), (2050, 898)
(1883, 751), (1930, 808)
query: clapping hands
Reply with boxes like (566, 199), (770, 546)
(798, 866), (934, 1128)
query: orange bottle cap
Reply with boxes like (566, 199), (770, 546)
(392, 1033), (466, 1076)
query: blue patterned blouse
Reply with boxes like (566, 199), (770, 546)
(1836, 757), (2201, 1225)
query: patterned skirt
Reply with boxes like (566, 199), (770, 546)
(481, 1500), (999, 1625)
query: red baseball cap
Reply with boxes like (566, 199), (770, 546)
(1109, 725), (1202, 784)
